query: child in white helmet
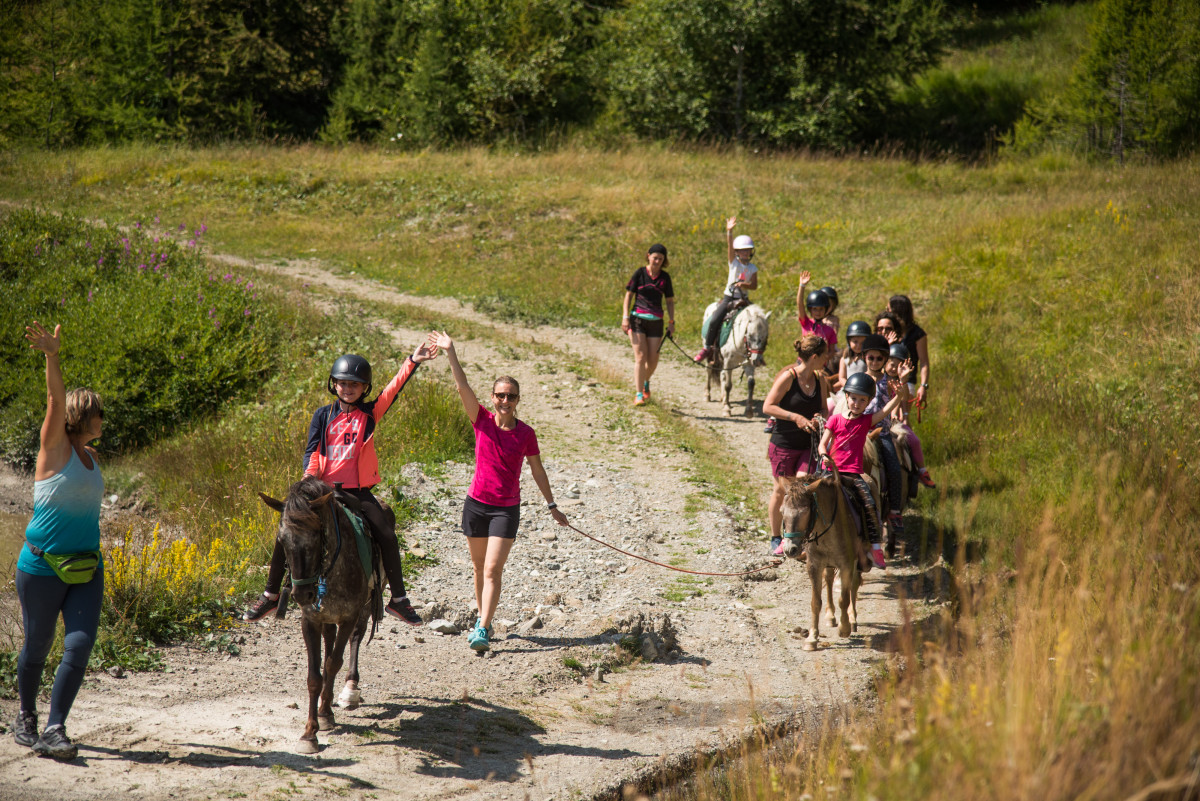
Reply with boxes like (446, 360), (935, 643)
(695, 216), (758, 362)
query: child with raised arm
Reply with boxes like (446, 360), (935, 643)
(817, 371), (905, 571)
(432, 331), (569, 652)
(694, 216), (758, 363)
(242, 345), (436, 625)
(796, 272), (838, 365)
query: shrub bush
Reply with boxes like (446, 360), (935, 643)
(0, 209), (279, 469)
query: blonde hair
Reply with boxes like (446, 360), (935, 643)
(64, 388), (103, 436)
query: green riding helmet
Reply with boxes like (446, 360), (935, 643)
(843, 372), (877, 398)
(328, 354), (373, 397)
(889, 343), (910, 361)
(805, 289), (829, 309)
(846, 320), (871, 339)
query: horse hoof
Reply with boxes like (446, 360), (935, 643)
(336, 687), (362, 710)
(298, 738), (319, 755)
(801, 640), (817, 652)
(723, 409), (732, 418)
(318, 715), (336, 731)
(838, 623), (852, 638)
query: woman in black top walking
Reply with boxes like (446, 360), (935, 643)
(761, 334), (829, 554)
(621, 244), (675, 406)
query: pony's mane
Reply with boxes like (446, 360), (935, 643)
(782, 472), (834, 509)
(282, 476), (332, 529)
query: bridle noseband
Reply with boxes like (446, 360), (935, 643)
(288, 501), (344, 611)
(782, 483), (838, 546)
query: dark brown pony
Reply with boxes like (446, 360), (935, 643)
(778, 467), (869, 651)
(260, 476), (383, 753)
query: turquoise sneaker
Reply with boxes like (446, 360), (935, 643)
(468, 622), (492, 652)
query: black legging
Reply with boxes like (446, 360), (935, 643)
(17, 568), (103, 727)
(704, 295), (740, 349)
(265, 487), (406, 598)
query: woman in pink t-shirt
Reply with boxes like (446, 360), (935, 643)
(431, 331), (568, 653)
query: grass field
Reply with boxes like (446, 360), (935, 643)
(2, 138), (1198, 798)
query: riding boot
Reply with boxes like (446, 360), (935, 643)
(352, 490), (408, 598)
(851, 475), (882, 546)
(264, 539), (287, 595)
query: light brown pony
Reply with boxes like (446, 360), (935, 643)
(778, 468), (869, 651)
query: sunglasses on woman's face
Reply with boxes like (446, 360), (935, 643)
(876, 326), (894, 333)
(494, 392), (519, 402)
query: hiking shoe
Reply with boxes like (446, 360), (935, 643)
(769, 536), (782, 554)
(633, 393), (646, 406)
(242, 593), (278, 621)
(870, 545), (887, 569)
(642, 381), (651, 401)
(32, 724), (76, 761)
(468, 623), (492, 652)
(385, 596), (422, 626)
(888, 511), (905, 533)
(763, 417), (777, 434)
(917, 469), (937, 489)
(693, 347), (710, 363)
(13, 711), (37, 748)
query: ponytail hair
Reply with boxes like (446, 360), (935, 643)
(792, 334), (827, 362)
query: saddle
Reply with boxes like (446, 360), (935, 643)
(332, 488), (379, 581)
(836, 473), (878, 543)
(701, 298), (750, 349)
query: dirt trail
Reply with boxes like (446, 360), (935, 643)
(0, 254), (942, 801)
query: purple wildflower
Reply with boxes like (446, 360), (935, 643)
(187, 239), (197, 248)
(244, 309), (251, 316)
(87, 290), (93, 302)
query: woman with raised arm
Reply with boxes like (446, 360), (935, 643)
(13, 322), (105, 761)
(431, 331), (568, 653)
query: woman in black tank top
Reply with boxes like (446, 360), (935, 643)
(762, 334), (829, 554)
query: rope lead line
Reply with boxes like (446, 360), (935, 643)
(563, 522), (783, 577)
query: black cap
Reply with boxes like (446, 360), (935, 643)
(846, 320), (871, 339)
(889, 343), (910, 361)
(805, 289), (829, 309)
(647, 243), (668, 256)
(843, 372), (876, 398)
(860, 334), (890, 355)
(328, 354), (373, 397)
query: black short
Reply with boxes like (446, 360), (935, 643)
(629, 316), (664, 339)
(461, 495), (521, 539)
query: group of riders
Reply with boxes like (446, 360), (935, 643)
(14, 218), (935, 760)
(621, 216), (936, 572)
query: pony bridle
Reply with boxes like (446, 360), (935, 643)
(743, 334), (766, 362)
(289, 502), (343, 611)
(782, 490), (837, 546)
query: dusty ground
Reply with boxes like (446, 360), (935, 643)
(0, 254), (948, 801)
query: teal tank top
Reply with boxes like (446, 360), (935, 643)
(18, 448), (105, 576)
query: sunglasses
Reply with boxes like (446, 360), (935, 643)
(865, 354), (886, 361)
(876, 326), (894, 333)
(493, 392), (519, 401)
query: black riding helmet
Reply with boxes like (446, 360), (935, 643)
(860, 334), (890, 356)
(805, 289), (829, 309)
(843, 372), (876, 398)
(328, 354), (373, 398)
(846, 320), (871, 339)
(889, 343), (910, 361)
(818, 286), (839, 309)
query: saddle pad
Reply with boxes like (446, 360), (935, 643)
(701, 311), (739, 349)
(342, 508), (375, 580)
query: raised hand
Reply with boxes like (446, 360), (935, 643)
(898, 358), (916, 383)
(431, 331), (454, 352)
(25, 321), (61, 356)
(798, 271), (811, 287)
(412, 338), (438, 363)
(726, 216), (738, 232)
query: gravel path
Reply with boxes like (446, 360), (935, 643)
(0, 254), (947, 801)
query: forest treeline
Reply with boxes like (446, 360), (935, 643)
(2, 0), (1197, 158)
